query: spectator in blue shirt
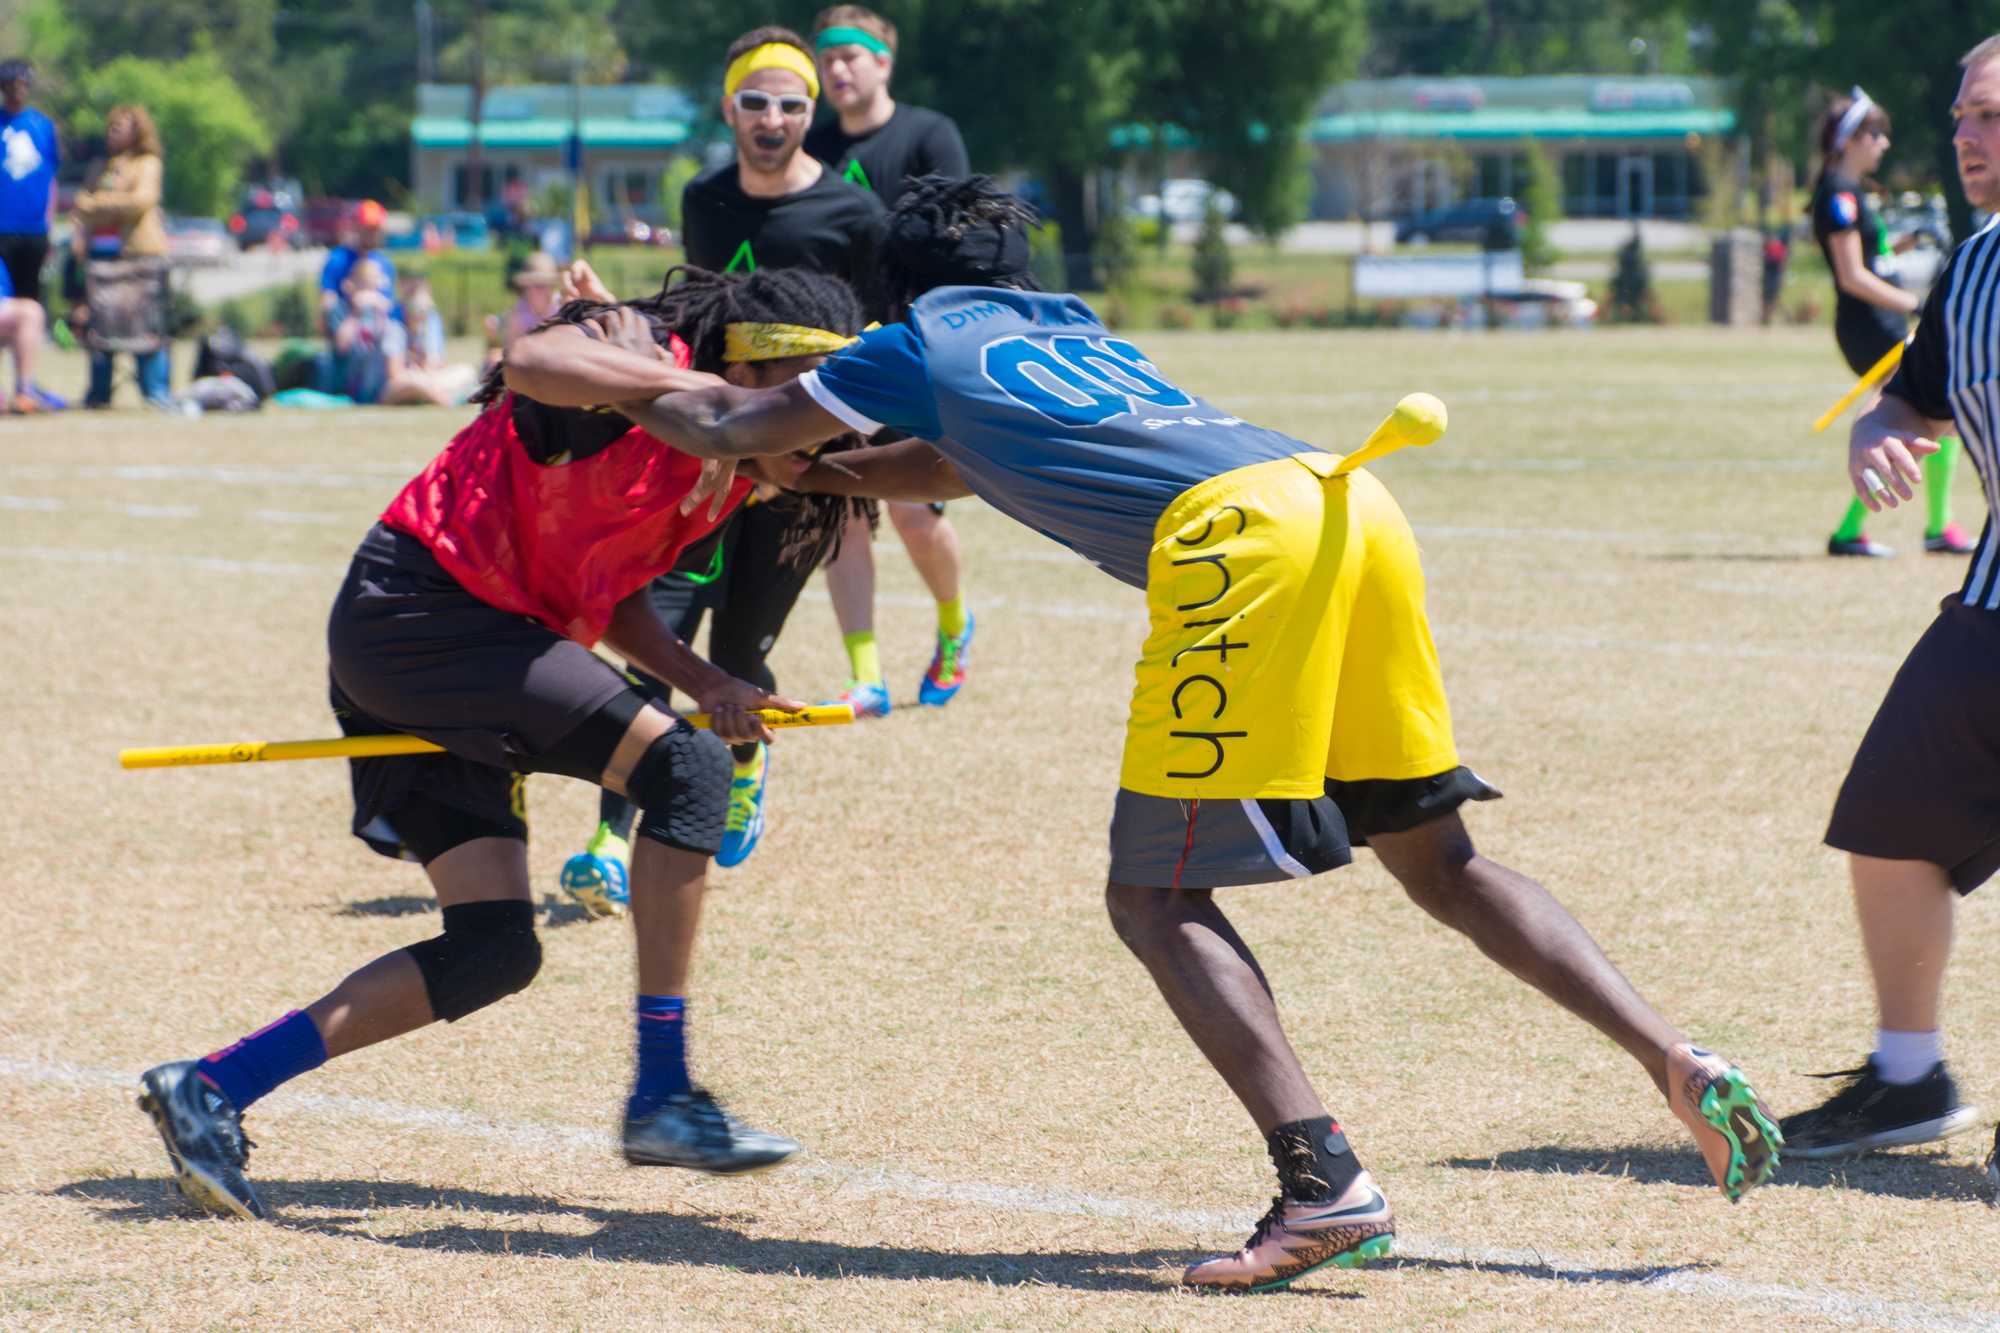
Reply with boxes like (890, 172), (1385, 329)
(319, 199), (394, 328)
(0, 58), (61, 409)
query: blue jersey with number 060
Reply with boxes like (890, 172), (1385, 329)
(798, 286), (1309, 587)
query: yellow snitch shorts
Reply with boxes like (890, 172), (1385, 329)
(1118, 452), (1459, 802)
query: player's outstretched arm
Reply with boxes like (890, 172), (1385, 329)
(602, 588), (802, 745)
(503, 321), (725, 408)
(620, 379), (850, 461)
(1850, 393), (1948, 511)
(788, 439), (971, 503)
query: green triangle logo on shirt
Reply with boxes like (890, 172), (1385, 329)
(726, 239), (756, 273)
(843, 159), (873, 192)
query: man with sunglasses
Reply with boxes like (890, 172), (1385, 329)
(558, 26), (887, 907)
(680, 26), (885, 286)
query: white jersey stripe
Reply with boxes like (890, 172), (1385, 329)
(1941, 224), (2000, 607)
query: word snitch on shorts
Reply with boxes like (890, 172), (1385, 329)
(1164, 504), (1250, 781)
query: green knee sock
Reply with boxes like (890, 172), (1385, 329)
(1925, 435), (1960, 537)
(843, 630), (884, 686)
(1833, 495), (1868, 543)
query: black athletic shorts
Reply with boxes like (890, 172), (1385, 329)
(0, 233), (48, 307)
(327, 523), (633, 860)
(1835, 311), (1905, 378)
(1826, 595), (2000, 893)
(631, 496), (821, 700)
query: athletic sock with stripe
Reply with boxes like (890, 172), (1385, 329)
(628, 995), (690, 1120)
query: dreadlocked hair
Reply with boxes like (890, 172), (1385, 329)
(877, 173), (1042, 319)
(473, 264), (875, 569)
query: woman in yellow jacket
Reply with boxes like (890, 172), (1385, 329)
(72, 104), (169, 406)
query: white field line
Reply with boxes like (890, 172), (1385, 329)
(0, 542), (1898, 665)
(3, 1054), (1993, 1328)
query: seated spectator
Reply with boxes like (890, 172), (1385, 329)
(330, 259), (470, 407)
(0, 257), (55, 413)
(499, 250), (562, 348)
(320, 200), (394, 330)
(388, 270), (475, 404)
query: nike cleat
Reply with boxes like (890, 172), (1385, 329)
(623, 1087), (799, 1174)
(716, 743), (768, 868)
(1778, 1058), (1978, 1159)
(917, 614), (975, 707)
(559, 823), (630, 919)
(1828, 533), (1895, 558)
(137, 1060), (265, 1220)
(826, 680), (891, 720)
(1668, 1044), (1782, 1200)
(1182, 1171), (1395, 1293)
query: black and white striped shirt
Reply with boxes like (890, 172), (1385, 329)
(1887, 218), (2000, 607)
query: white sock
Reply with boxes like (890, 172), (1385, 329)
(1873, 1028), (1944, 1084)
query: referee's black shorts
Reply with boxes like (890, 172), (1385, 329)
(1826, 595), (2000, 893)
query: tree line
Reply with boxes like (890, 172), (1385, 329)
(8, 0), (1994, 251)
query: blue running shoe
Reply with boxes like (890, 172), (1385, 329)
(559, 822), (630, 919)
(826, 680), (891, 719)
(26, 384), (67, 412)
(918, 614), (975, 707)
(716, 743), (768, 868)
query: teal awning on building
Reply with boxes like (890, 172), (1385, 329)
(411, 116), (690, 150)
(1310, 107), (1735, 143)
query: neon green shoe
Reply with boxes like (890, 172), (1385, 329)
(559, 821), (630, 919)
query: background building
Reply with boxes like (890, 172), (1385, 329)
(1308, 75), (1737, 220)
(410, 83), (696, 221)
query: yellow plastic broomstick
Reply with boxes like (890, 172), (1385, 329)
(1812, 339), (1905, 433)
(120, 705), (856, 769)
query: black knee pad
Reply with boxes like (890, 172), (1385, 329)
(627, 720), (733, 857)
(404, 900), (541, 1022)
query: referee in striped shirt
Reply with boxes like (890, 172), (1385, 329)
(1781, 35), (2000, 1175)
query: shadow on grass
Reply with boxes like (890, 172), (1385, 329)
(1445, 1144), (1993, 1202)
(57, 1175), (1338, 1298)
(334, 894), (598, 928)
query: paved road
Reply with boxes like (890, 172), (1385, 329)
(180, 248), (328, 304)
(1183, 218), (1712, 256)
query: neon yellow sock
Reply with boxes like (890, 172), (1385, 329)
(936, 596), (968, 641)
(843, 630), (884, 686)
(1833, 495), (1868, 544)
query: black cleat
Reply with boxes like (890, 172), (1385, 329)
(137, 1061), (265, 1219)
(1778, 1058), (1979, 1159)
(623, 1087), (799, 1174)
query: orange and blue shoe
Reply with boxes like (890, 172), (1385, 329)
(716, 743), (768, 868)
(1181, 1171), (1396, 1293)
(827, 680), (891, 719)
(1668, 1043), (1783, 1200)
(918, 614), (975, 707)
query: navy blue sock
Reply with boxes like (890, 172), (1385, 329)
(197, 1010), (328, 1111)
(627, 995), (689, 1120)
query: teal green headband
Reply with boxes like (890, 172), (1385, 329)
(815, 26), (891, 57)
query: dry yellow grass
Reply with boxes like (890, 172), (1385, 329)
(3, 330), (1998, 1329)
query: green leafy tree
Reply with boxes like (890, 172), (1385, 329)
(1190, 197), (1233, 302)
(1517, 141), (1560, 272)
(1134, 0), (1365, 240)
(72, 52), (273, 217)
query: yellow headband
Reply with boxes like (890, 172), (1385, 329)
(724, 321), (861, 362)
(723, 42), (819, 99)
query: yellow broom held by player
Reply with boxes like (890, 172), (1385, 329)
(120, 705), (856, 769)
(1332, 392), (1449, 475)
(1812, 338), (1905, 433)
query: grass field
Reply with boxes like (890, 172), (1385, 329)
(4, 327), (1999, 1330)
